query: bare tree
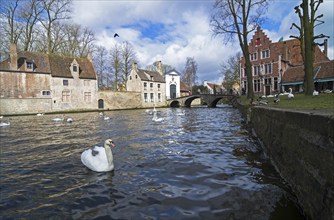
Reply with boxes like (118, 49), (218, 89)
(0, 0), (22, 44)
(220, 52), (241, 91)
(120, 41), (137, 89)
(290, 0), (329, 95)
(39, 0), (72, 53)
(182, 57), (198, 89)
(211, 0), (269, 99)
(93, 46), (108, 89)
(19, 0), (44, 51)
(110, 43), (122, 90)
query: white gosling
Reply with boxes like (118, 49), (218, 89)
(313, 90), (319, 96)
(288, 88), (294, 99)
(81, 139), (116, 172)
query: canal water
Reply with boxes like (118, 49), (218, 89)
(0, 105), (305, 219)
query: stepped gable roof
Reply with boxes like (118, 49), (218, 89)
(283, 60), (334, 83)
(0, 51), (96, 79)
(136, 69), (165, 83)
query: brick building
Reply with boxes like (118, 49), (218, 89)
(0, 44), (98, 115)
(240, 27), (329, 95)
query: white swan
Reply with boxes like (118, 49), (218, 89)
(81, 139), (116, 172)
(0, 116), (4, 119)
(52, 114), (64, 122)
(66, 117), (73, 123)
(152, 111), (164, 122)
(313, 90), (319, 96)
(0, 121), (10, 127)
(288, 88), (294, 99)
(36, 113), (44, 116)
(177, 110), (186, 116)
(104, 116), (110, 120)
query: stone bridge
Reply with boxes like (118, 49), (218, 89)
(167, 94), (237, 107)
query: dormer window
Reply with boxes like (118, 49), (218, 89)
(26, 60), (34, 71)
(73, 64), (78, 73)
(150, 76), (154, 81)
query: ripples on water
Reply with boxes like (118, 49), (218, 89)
(0, 105), (305, 219)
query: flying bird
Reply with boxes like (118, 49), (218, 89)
(114, 33), (119, 38)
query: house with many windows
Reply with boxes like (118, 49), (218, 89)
(240, 27), (329, 95)
(126, 62), (166, 107)
(0, 43), (98, 115)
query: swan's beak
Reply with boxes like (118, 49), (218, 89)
(110, 141), (116, 148)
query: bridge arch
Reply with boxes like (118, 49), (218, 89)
(208, 97), (224, 107)
(184, 96), (201, 107)
(169, 100), (180, 107)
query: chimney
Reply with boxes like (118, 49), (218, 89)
(157, 60), (162, 75)
(132, 62), (137, 71)
(323, 39), (328, 57)
(10, 43), (17, 71)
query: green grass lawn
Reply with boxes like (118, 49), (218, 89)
(238, 93), (334, 111)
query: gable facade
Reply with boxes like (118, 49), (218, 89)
(165, 69), (181, 99)
(240, 27), (329, 95)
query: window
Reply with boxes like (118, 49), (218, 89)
(129, 76), (132, 80)
(135, 75), (138, 79)
(84, 80), (90, 86)
(63, 80), (69, 86)
(254, 79), (261, 92)
(26, 62), (33, 70)
(274, 77), (278, 90)
(264, 64), (272, 74)
(144, 93), (148, 102)
(158, 93), (161, 102)
(250, 52), (257, 61)
(253, 65), (261, 76)
(144, 82), (147, 90)
(261, 49), (270, 59)
(150, 76), (154, 81)
(158, 84), (161, 91)
(73, 65), (78, 73)
(150, 93), (154, 102)
(84, 92), (91, 102)
(150, 83), (153, 90)
(256, 38), (261, 46)
(42, 90), (51, 96)
(62, 91), (70, 102)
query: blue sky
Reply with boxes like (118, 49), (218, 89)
(73, 0), (334, 84)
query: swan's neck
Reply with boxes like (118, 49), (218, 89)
(104, 144), (113, 165)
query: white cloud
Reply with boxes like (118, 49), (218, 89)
(72, 0), (333, 84)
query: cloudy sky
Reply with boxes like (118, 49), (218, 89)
(72, 0), (334, 84)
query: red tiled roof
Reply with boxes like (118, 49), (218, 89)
(180, 81), (190, 91)
(283, 60), (334, 83)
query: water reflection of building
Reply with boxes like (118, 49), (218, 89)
(0, 43), (98, 115)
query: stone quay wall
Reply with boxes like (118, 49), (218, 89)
(248, 106), (333, 220)
(0, 98), (52, 115)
